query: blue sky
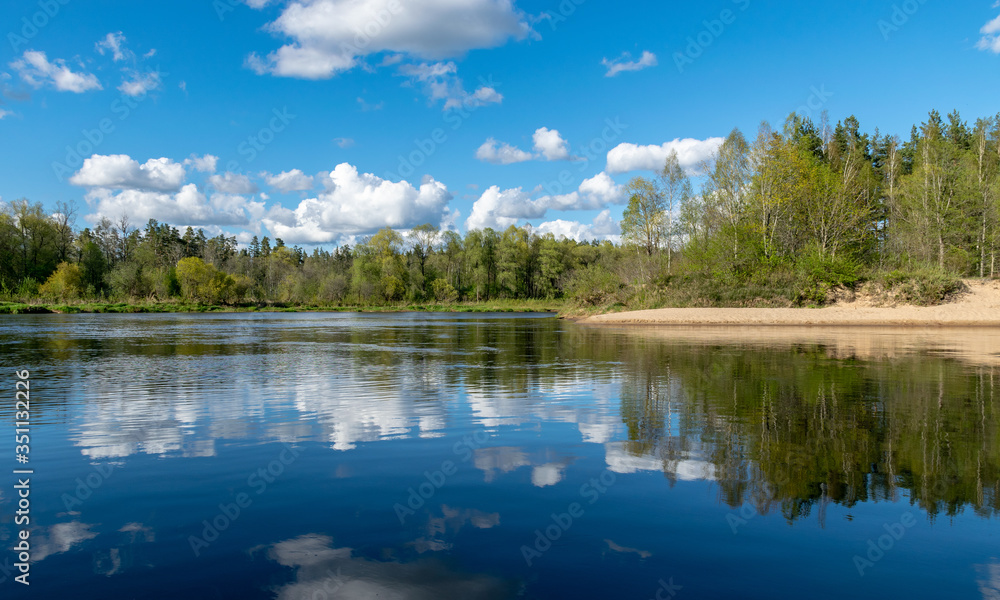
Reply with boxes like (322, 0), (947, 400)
(2, 0), (999, 246)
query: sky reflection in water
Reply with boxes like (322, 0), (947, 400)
(0, 313), (998, 599)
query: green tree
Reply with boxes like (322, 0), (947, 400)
(621, 176), (665, 256)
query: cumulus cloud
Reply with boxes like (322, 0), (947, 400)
(536, 210), (620, 242)
(69, 155), (186, 191)
(475, 138), (533, 164)
(248, 0), (533, 79)
(601, 50), (657, 77)
(208, 172), (259, 194)
(82, 185), (261, 228)
(262, 163), (452, 243)
(476, 127), (573, 165)
(979, 14), (1000, 53)
(606, 137), (725, 175)
(578, 171), (623, 205)
(464, 186), (545, 231)
(466, 172), (623, 230)
(532, 127), (571, 161)
(184, 154), (219, 173)
(536, 172), (623, 211)
(9, 50), (102, 93)
(266, 169), (315, 193)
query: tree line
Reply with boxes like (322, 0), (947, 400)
(2, 108), (999, 307)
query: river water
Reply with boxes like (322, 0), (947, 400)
(0, 313), (997, 599)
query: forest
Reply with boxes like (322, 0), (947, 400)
(1, 108), (998, 311)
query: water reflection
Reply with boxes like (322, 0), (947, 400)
(2, 316), (998, 520)
(1, 315), (999, 598)
(268, 534), (514, 600)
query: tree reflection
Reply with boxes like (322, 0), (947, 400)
(610, 335), (1000, 521)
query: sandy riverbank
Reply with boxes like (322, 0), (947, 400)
(580, 279), (1000, 327)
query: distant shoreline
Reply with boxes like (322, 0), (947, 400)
(0, 301), (564, 315)
(580, 280), (1000, 327)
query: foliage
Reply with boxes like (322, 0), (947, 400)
(1, 109), (997, 311)
(39, 262), (85, 300)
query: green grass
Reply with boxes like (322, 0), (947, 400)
(0, 299), (569, 315)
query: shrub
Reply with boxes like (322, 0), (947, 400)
(566, 265), (624, 306)
(430, 278), (459, 303)
(39, 263), (84, 300)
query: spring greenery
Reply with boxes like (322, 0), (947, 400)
(2, 110), (997, 312)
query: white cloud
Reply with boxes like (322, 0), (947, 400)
(0, 108), (10, 119)
(470, 85), (503, 105)
(606, 137), (725, 175)
(184, 154), (219, 173)
(536, 210), (620, 242)
(244, 0), (275, 7)
(266, 169), (315, 193)
(262, 163), (452, 243)
(537, 172), (624, 211)
(249, 0), (533, 79)
(69, 155), (186, 191)
(467, 172), (623, 230)
(475, 138), (533, 164)
(465, 186), (545, 231)
(476, 126), (572, 165)
(10, 50), (102, 93)
(96, 32), (130, 62)
(399, 61), (503, 109)
(532, 127), (571, 161)
(578, 171), (623, 205)
(208, 172), (259, 194)
(601, 50), (657, 77)
(83, 185), (260, 227)
(978, 14), (1000, 53)
(334, 137), (355, 148)
(118, 69), (162, 96)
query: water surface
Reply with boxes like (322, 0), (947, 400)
(1, 313), (998, 599)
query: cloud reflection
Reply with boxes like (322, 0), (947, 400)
(269, 534), (513, 599)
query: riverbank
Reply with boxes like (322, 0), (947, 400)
(0, 299), (567, 315)
(579, 279), (1000, 326)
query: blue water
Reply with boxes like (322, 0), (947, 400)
(0, 313), (997, 599)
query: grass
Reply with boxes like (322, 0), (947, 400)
(0, 298), (570, 315)
(563, 266), (968, 316)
